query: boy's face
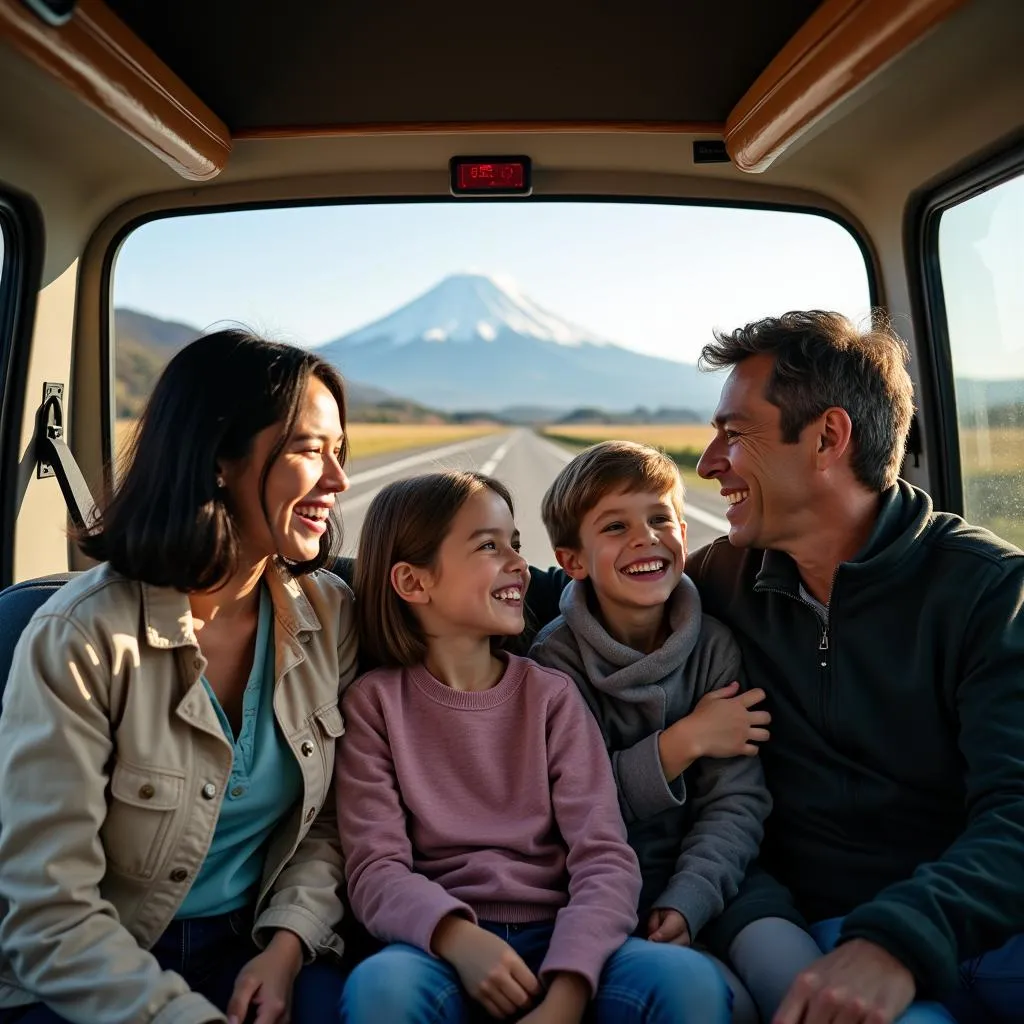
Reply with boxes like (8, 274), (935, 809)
(556, 488), (686, 619)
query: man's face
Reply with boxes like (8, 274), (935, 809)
(697, 353), (821, 550)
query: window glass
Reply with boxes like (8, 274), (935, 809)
(938, 172), (1024, 546)
(112, 202), (872, 563)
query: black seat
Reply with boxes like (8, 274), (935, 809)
(0, 574), (77, 698)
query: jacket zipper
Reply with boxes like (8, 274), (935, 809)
(760, 575), (835, 728)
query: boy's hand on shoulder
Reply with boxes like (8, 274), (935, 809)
(431, 915), (541, 1018)
(690, 681), (771, 759)
(647, 908), (691, 945)
(658, 681), (770, 779)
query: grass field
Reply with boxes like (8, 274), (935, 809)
(114, 419), (501, 463)
(343, 423), (501, 460)
(959, 427), (1024, 548)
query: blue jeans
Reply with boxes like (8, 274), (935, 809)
(339, 920), (731, 1023)
(0, 909), (346, 1023)
(813, 918), (1024, 1024)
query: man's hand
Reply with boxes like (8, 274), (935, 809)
(658, 682), (771, 780)
(646, 908), (691, 945)
(518, 973), (589, 1024)
(227, 929), (304, 1024)
(773, 939), (916, 1024)
(431, 915), (541, 1018)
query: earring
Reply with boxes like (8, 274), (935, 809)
(216, 473), (225, 489)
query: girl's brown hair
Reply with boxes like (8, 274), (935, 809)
(354, 470), (515, 668)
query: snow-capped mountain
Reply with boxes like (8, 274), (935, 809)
(340, 272), (602, 349)
(318, 273), (724, 413)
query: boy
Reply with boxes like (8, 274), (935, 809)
(530, 441), (816, 1018)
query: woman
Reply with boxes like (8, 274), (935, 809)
(0, 331), (357, 1024)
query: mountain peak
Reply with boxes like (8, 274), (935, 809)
(337, 272), (604, 349)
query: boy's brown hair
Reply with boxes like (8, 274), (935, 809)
(541, 440), (685, 550)
(354, 470), (516, 668)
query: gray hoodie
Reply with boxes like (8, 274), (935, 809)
(529, 574), (771, 937)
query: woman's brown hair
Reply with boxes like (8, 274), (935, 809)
(354, 471), (515, 668)
(79, 329), (348, 589)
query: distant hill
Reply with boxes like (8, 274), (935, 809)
(954, 378), (1024, 426)
(114, 310), (197, 418)
(555, 406), (702, 425)
(112, 309), (440, 422)
(318, 273), (725, 414)
(498, 405), (570, 425)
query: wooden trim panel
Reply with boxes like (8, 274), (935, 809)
(235, 121), (724, 141)
(0, 0), (230, 180)
(725, 0), (972, 173)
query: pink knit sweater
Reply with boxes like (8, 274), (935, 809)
(336, 653), (641, 993)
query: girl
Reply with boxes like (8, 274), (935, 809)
(0, 331), (357, 1024)
(336, 471), (732, 1024)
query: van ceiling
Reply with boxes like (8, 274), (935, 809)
(102, 0), (823, 129)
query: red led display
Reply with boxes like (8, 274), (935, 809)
(450, 156), (532, 196)
(456, 161), (526, 191)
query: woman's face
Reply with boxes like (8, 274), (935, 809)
(221, 376), (348, 565)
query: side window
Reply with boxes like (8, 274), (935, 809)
(937, 170), (1024, 545)
(0, 193), (44, 587)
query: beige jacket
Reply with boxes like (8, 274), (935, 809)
(0, 560), (358, 1024)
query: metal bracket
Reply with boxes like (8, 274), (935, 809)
(35, 382), (64, 479)
(33, 382), (96, 530)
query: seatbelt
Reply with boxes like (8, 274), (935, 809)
(34, 384), (96, 530)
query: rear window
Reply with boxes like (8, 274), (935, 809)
(112, 201), (873, 563)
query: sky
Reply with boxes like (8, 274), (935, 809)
(113, 200), (874, 367)
(939, 172), (1024, 381)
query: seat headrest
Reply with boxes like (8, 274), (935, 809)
(0, 574), (77, 699)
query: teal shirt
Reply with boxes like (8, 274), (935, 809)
(178, 586), (304, 918)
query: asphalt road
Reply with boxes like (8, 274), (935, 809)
(339, 429), (729, 569)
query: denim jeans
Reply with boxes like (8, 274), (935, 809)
(339, 920), (732, 1023)
(813, 917), (1024, 1024)
(0, 909), (346, 1024)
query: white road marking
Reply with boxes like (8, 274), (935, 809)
(684, 502), (729, 534)
(535, 433), (729, 533)
(340, 487), (384, 514)
(342, 431), (515, 515)
(478, 432), (520, 475)
(346, 433), (506, 487)
(535, 435), (575, 463)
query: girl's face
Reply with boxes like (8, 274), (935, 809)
(221, 376), (348, 565)
(418, 487), (530, 639)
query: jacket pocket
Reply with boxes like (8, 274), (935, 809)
(314, 703), (345, 739)
(103, 763), (184, 880)
(308, 703), (345, 805)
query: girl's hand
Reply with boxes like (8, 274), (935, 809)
(647, 908), (691, 945)
(518, 973), (589, 1024)
(431, 915), (541, 1018)
(227, 930), (304, 1024)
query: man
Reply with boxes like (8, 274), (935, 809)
(683, 311), (1024, 1023)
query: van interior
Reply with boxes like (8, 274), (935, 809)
(0, 0), (1022, 593)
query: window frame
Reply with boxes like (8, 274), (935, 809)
(0, 187), (45, 589)
(101, 194), (879, 466)
(907, 130), (1024, 515)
